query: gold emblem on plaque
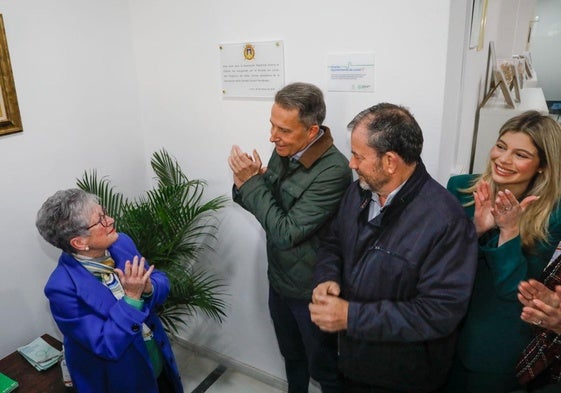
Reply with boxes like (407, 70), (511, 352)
(243, 44), (255, 60)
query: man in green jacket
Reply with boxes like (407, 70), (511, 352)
(228, 82), (352, 393)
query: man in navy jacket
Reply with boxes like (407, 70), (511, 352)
(310, 103), (478, 393)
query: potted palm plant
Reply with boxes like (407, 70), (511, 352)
(76, 148), (227, 333)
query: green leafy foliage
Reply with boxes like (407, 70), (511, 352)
(77, 148), (228, 333)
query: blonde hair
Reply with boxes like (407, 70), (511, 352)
(465, 111), (561, 250)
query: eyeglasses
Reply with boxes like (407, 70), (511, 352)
(86, 207), (111, 230)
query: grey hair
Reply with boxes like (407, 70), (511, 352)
(347, 102), (424, 164)
(274, 82), (326, 129)
(36, 188), (99, 253)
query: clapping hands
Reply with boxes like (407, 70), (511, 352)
(228, 145), (266, 188)
(518, 279), (561, 334)
(473, 180), (538, 245)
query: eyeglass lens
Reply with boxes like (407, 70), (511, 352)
(86, 208), (109, 229)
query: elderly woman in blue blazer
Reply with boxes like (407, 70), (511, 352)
(36, 189), (183, 393)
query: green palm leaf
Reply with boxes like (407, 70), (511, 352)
(76, 148), (227, 333)
(76, 170), (127, 223)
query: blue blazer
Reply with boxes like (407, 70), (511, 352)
(44, 233), (183, 393)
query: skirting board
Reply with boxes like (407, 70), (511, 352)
(171, 335), (289, 391)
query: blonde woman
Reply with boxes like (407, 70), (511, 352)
(444, 111), (561, 393)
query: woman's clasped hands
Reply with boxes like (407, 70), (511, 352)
(115, 256), (154, 300)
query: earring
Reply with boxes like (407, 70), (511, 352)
(85, 246), (89, 251)
(538, 170), (543, 174)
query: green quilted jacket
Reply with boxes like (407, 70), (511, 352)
(234, 127), (352, 298)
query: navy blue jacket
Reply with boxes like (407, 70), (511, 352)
(313, 162), (478, 392)
(44, 233), (183, 393)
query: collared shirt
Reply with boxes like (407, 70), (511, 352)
(368, 181), (407, 221)
(290, 129), (325, 162)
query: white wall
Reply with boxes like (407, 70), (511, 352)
(129, 0), (455, 380)
(495, 0), (536, 58)
(443, 0), (538, 177)
(532, 0), (561, 101)
(0, 0), (148, 357)
(0, 0), (536, 385)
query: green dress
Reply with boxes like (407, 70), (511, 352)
(444, 174), (561, 393)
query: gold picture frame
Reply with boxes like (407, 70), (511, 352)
(0, 15), (22, 136)
(469, 0), (489, 51)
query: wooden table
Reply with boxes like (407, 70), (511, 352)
(0, 334), (75, 392)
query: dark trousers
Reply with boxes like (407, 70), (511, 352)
(157, 370), (175, 393)
(268, 286), (342, 393)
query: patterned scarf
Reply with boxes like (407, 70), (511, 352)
(80, 257), (126, 299)
(76, 254), (153, 342)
